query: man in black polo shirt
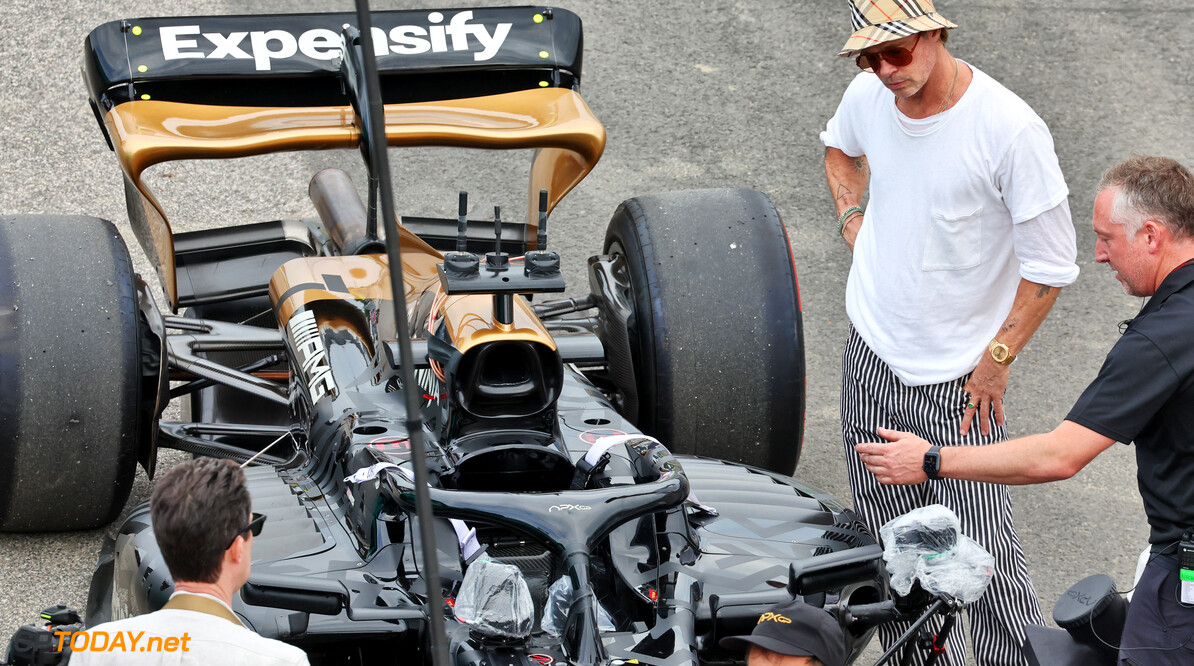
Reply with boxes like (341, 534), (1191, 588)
(855, 154), (1194, 665)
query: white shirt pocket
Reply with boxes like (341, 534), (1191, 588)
(922, 205), (983, 271)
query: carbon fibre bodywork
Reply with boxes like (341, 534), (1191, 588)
(90, 405), (878, 663)
(54, 5), (883, 666)
(89, 366), (881, 664)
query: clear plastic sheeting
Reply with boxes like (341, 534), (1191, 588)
(540, 575), (616, 637)
(454, 556), (535, 639)
(880, 504), (994, 605)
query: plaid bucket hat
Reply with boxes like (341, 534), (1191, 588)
(838, 0), (957, 57)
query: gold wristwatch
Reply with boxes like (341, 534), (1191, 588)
(988, 338), (1016, 365)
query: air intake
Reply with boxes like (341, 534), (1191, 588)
(453, 341), (562, 418)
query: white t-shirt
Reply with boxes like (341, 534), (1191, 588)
(68, 593), (308, 666)
(820, 63), (1078, 385)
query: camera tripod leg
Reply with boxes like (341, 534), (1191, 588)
(924, 611), (958, 666)
(872, 598), (953, 666)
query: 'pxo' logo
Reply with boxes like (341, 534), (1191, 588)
(548, 504), (591, 512)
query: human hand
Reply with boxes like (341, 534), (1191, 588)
(855, 428), (933, 485)
(960, 356), (1010, 437)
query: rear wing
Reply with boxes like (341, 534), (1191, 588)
(84, 6), (583, 127)
(81, 7), (603, 310)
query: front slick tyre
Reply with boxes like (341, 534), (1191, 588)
(0, 215), (141, 531)
(603, 188), (805, 474)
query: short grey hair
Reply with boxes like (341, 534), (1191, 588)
(1098, 155), (1194, 240)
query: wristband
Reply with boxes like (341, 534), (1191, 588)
(838, 206), (863, 237)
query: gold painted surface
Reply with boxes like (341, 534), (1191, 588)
(317, 313), (374, 357)
(440, 293), (556, 354)
(120, 175), (175, 302)
(270, 251), (556, 356)
(105, 87), (605, 306)
(269, 223), (441, 326)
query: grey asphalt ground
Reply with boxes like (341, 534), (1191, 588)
(2, 1), (1192, 663)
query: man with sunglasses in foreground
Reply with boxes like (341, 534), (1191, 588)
(71, 459), (308, 665)
(820, 1), (1078, 665)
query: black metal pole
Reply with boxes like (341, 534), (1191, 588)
(366, 174), (379, 242)
(873, 598), (948, 666)
(494, 293), (514, 325)
(350, 5), (450, 666)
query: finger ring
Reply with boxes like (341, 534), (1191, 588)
(967, 402), (976, 409)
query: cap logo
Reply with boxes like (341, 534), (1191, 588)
(757, 612), (792, 624)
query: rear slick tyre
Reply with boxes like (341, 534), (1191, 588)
(0, 215), (142, 531)
(601, 189), (805, 474)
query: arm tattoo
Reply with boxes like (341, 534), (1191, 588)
(1036, 285), (1053, 298)
(853, 157), (869, 178)
(835, 184), (853, 202)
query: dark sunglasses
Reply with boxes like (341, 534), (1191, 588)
(227, 512), (266, 549)
(856, 33), (921, 73)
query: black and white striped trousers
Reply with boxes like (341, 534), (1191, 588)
(841, 328), (1045, 666)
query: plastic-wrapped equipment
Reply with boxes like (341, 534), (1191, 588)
(540, 575), (616, 637)
(880, 504), (994, 605)
(454, 556), (535, 639)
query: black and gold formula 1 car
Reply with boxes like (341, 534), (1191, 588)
(0, 5), (888, 665)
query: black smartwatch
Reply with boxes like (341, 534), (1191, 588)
(922, 445), (942, 480)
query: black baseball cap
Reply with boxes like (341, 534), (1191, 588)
(718, 599), (846, 666)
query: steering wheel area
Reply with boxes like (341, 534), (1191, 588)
(381, 437), (689, 666)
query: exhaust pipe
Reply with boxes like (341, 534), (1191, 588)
(308, 168), (386, 255)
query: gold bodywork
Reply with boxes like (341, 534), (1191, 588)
(268, 246), (557, 355)
(105, 87), (606, 308)
(270, 228), (440, 325)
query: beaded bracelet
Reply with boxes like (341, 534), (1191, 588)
(837, 206), (863, 237)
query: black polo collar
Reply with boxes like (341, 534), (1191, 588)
(1119, 259), (1194, 333)
(1138, 258), (1194, 318)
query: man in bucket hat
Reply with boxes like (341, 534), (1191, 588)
(820, 1), (1078, 664)
(719, 599), (846, 666)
